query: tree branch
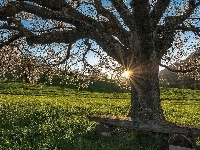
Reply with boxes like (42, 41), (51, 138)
(0, 24), (19, 30)
(25, 29), (82, 45)
(50, 43), (73, 67)
(0, 1), (128, 65)
(93, 1), (130, 46)
(164, 0), (200, 27)
(110, 0), (134, 28)
(175, 25), (200, 36)
(0, 33), (24, 49)
(3, 1), (129, 46)
(1, 1), (97, 31)
(16, 0), (67, 11)
(150, 0), (171, 27)
(0, 1), (67, 23)
(180, 1), (200, 23)
(159, 63), (196, 73)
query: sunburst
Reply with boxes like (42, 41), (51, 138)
(122, 70), (132, 78)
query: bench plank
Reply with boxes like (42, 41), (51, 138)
(88, 115), (200, 137)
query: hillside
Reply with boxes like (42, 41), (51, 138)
(159, 49), (200, 89)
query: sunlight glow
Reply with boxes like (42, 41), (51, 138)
(122, 70), (131, 78)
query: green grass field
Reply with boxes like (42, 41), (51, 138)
(0, 81), (200, 150)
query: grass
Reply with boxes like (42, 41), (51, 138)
(0, 81), (200, 149)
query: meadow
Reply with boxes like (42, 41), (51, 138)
(0, 81), (200, 150)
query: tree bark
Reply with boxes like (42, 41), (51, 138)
(128, 63), (165, 121)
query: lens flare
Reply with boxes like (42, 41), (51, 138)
(122, 70), (131, 78)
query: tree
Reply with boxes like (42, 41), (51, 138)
(0, 0), (200, 121)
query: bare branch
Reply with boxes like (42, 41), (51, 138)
(0, 24), (19, 30)
(159, 63), (196, 73)
(0, 33), (24, 49)
(50, 43), (73, 67)
(31, 27), (74, 33)
(175, 25), (200, 36)
(164, 0), (200, 27)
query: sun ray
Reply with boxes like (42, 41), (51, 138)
(122, 70), (131, 78)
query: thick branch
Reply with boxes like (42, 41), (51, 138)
(154, 25), (175, 58)
(164, 0), (200, 27)
(16, 0), (67, 11)
(179, 1), (200, 23)
(20, 0), (128, 42)
(0, 1), (127, 65)
(0, 24), (19, 30)
(111, 0), (134, 28)
(0, 1), (96, 31)
(175, 25), (200, 36)
(25, 30), (82, 45)
(0, 1), (68, 23)
(132, 0), (150, 31)
(93, 1), (130, 46)
(2, 1), (130, 47)
(0, 33), (24, 49)
(150, 0), (171, 27)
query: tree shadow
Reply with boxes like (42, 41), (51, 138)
(64, 128), (169, 150)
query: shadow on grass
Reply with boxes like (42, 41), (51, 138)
(71, 128), (200, 150)
(58, 128), (169, 150)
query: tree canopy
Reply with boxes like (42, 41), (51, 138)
(1, 0), (200, 120)
(0, 0), (199, 85)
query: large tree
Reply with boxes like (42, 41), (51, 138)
(0, 0), (200, 121)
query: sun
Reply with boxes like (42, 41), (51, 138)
(122, 70), (131, 78)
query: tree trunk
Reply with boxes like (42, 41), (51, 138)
(128, 63), (165, 121)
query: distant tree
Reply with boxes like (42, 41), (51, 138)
(0, 45), (54, 83)
(0, 0), (200, 120)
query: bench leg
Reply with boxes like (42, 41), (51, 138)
(94, 123), (114, 137)
(168, 134), (195, 150)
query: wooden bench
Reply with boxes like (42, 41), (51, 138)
(88, 114), (200, 150)
(88, 114), (200, 136)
